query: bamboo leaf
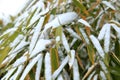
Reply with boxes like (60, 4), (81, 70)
(73, 59), (80, 80)
(52, 56), (69, 79)
(45, 52), (52, 80)
(102, 1), (115, 10)
(30, 39), (52, 58)
(50, 48), (59, 73)
(9, 65), (24, 80)
(62, 32), (70, 53)
(44, 12), (78, 31)
(1, 68), (16, 80)
(29, 17), (45, 53)
(73, 0), (89, 15)
(68, 50), (75, 68)
(0, 46), (11, 65)
(104, 25), (111, 53)
(90, 35), (105, 58)
(35, 54), (43, 80)
(20, 54), (42, 80)
(78, 19), (91, 28)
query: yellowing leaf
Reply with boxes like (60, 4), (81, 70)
(73, 0), (89, 15)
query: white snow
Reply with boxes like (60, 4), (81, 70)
(102, 1), (115, 10)
(104, 26), (111, 53)
(0, 28), (18, 38)
(0, 0), (27, 16)
(30, 39), (52, 58)
(1, 68), (16, 80)
(66, 28), (81, 40)
(52, 56), (69, 79)
(10, 35), (24, 48)
(56, 36), (60, 42)
(90, 35), (105, 58)
(20, 54), (42, 80)
(69, 50), (75, 68)
(78, 19), (91, 27)
(45, 52), (52, 80)
(29, 17), (45, 53)
(99, 61), (108, 73)
(10, 65), (24, 80)
(13, 56), (27, 67)
(62, 32), (70, 53)
(79, 28), (90, 44)
(100, 71), (106, 80)
(98, 23), (109, 40)
(73, 59), (80, 80)
(35, 54), (43, 80)
(44, 12), (78, 31)
(12, 38), (29, 53)
(57, 74), (64, 80)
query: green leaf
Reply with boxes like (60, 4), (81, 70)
(115, 38), (120, 58)
(29, 69), (35, 80)
(50, 48), (59, 73)
(55, 26), (62, 48)
(0, 46), (11, 65)
(87, 44), (95, 64)
(109, 66), (120, 76)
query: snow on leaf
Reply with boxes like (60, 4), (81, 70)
(11, 38), (29, 54)
(100, 71), (106, 80)
(1, 68), (16, 80)
(79, 28), (90, 44)
(73, 59), (80, 80)
(35, 54), (43, 80)
(29, 17), (45, 53)
(68, 50), (75, 68)
(20, 54), (42, 80)
(10, 35), (24, 48)
(90, 35), (105, 58)
(104, 25), (111, 53)
(62, 32), (70, 53)
(57, 74), (64, 80)
(87, 71), (96, 80)
(45, 52), (52, 80)
(93, 74), (98, 80)
(56, 36), (60, 42)
(12, 56), (27, 67)
(66, 28), (81, 40)
(30, 39), (52, 58)
(10, 65), (24, 80)
(56, 12), (78, 27)
(99, 60), (108, 74)
(70, 38), (77, 47)
(78, 19), (91, 27)
(0, 28), (18, 38)
(102, 1), (115, 10)
(111, 24), (120, 34)
(52, 56), (69, 79)
(98, 24), (109, 40)
(44, 12), (78, 31)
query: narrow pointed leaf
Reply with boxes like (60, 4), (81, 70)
(35, 54), (43, 80)
(73, 59), (80, 80)
(45, 52), (52, 80)
(20, 54), (42, 80)
(90, 35), (105, 58)
(50, 48), (59, 73)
